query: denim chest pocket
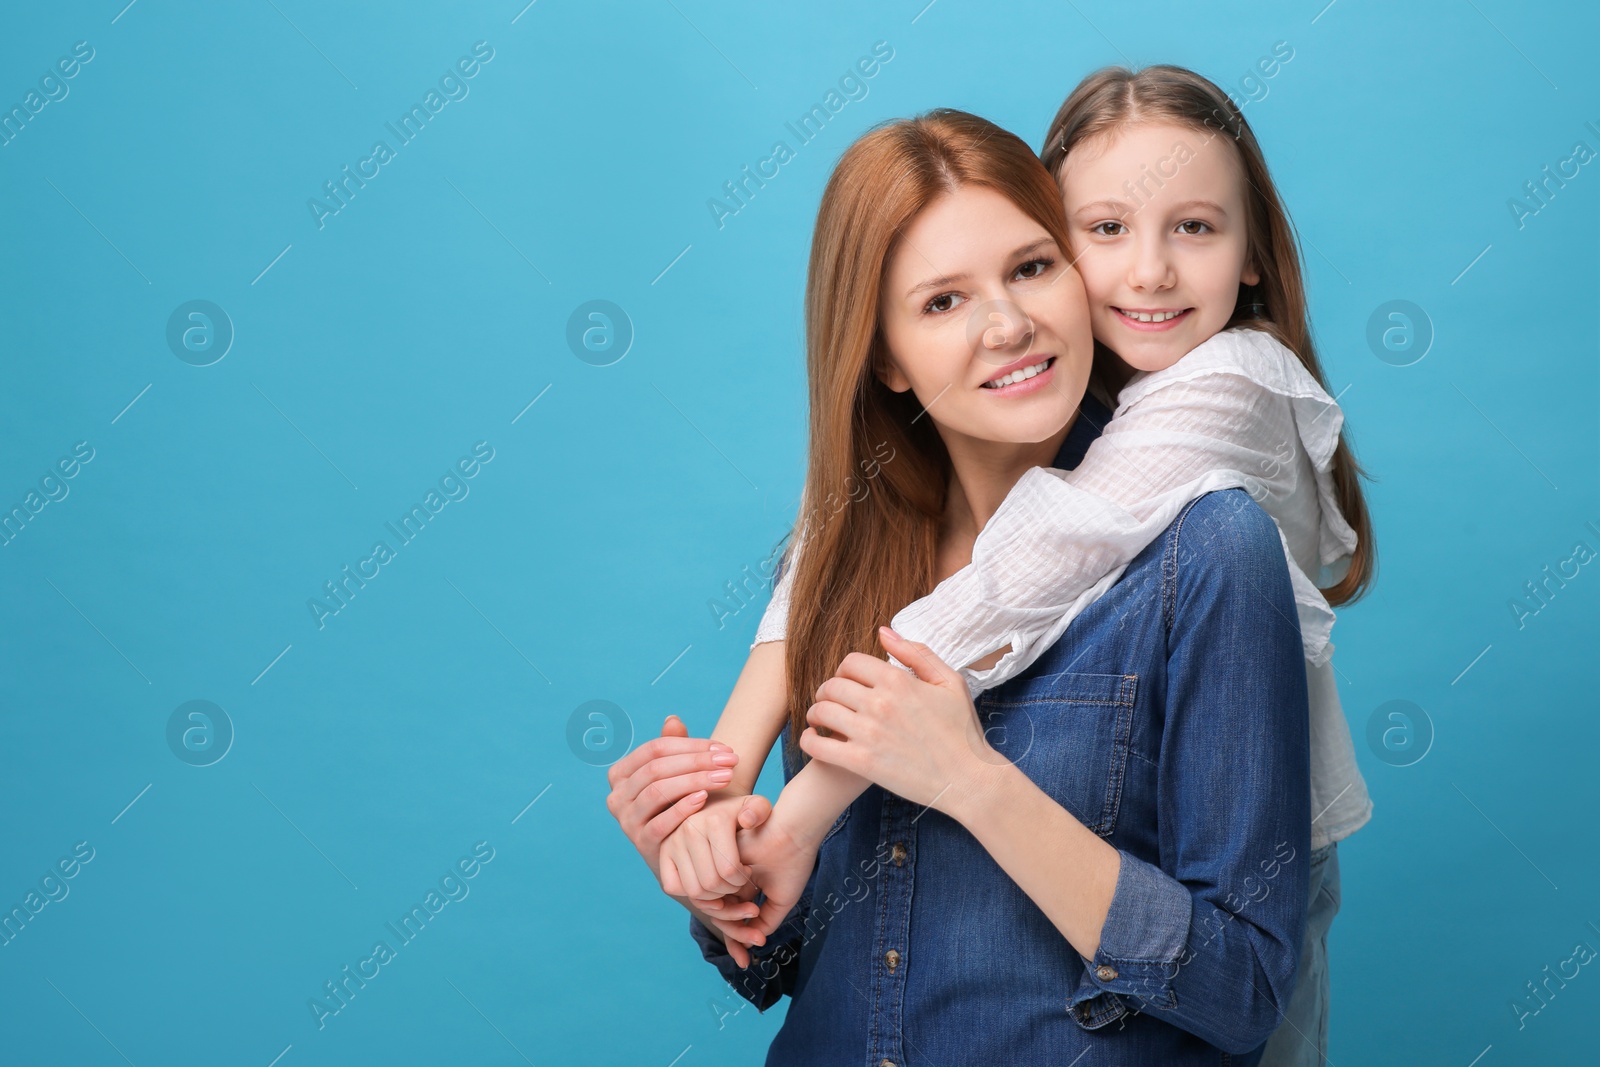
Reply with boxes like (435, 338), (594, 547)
(977, 672), (1137, 837)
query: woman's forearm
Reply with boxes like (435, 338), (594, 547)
(771, 755), (872, 849)
(950, 759), (1121, 961)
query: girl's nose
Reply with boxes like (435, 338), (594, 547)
(1129, 240), (1176, 291)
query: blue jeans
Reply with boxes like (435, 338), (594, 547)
(1260, 841), (1341, 1065)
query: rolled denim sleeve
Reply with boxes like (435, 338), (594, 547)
(688, 899), (811, 1013)
(1066, 490), (1311, 1055)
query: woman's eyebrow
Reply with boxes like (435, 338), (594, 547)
(905, 238), (1055, 297)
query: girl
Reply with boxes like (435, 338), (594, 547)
(616, 104), (1313, 1062)
(657, 66), (1374, 1065)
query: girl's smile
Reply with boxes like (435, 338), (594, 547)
(1112, 306), (1193, 330)
(1061, 121), (1259, 373)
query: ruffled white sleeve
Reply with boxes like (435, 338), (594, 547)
(887, 327), (1359, 695)
(749, 536), (800, 649)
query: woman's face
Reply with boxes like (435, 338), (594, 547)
(876, 184), (1093, 451)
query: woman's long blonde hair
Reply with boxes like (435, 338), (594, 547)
(1042, 64), (1377, 607)
(777, 108), (1107, 764)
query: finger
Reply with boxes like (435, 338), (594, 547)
(660, 853), (684, 897)
(806, 700), (859, 737)
(620, 746), (735, 807)
(713, 890), (761, 920)
(684, 825), (746, 897)
(708, 919), (754, 969)
(878, 626), (960, 687)
(709, 913), (767, 949)
(608, 735), (724, 789)
(737, 793), (772, 829)
(627, 754), (736, 810)
(833, 649), (898, 688)
(814, 674), (874, 714)
(797, 725), (857, 772)
(705, 805), (753, 890)
(641, 789), (707, 851)
(751, 894), (796, 940)
(661, 715), (688, 738)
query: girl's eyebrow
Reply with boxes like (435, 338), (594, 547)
(1071, 197), (1230, 220)
(1071, 198), (1133, 219)
(905, 238), (1055, 297)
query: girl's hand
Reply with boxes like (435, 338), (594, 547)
(606, 716), (755, 888)
(700, 809), (822, 957)
(798, 626), (998, 817)
(658, 792), (773, 912)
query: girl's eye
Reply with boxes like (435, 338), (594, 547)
(1091, 221), (1127, 237)
(1014, 257), (1055, 280)
(924, 292), (965, 315)
(1177, 219), (1211, 235)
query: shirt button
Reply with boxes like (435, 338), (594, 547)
(891, 842), (907, 865)
(1095, 964), (1118, 981)
(885, 948), (900, 973)
(879, 1061), (896, 1067)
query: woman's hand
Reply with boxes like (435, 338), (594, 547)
(799, 626), (1000, 818)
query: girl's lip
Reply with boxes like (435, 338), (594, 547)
(979, 355), (1056, 396)
(1113, 306), (1192, 331)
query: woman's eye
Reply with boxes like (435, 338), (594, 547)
(924, 292), (964, 314)
(1014, 257), (1054, 280)
(1091, 221), (1126, 237)
(1177, 219), (1211, 235)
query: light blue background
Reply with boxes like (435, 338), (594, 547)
(1, 1), (1596, 1063)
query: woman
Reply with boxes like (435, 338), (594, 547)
(607, 109), (1310, 1063)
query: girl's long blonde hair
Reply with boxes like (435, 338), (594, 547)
(778, 108), (1110, 764)
(1042, 64), (1377, 608)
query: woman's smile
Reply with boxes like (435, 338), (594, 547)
(980, 354), (1057, 394)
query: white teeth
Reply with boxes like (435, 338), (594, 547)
(983, 356), (1052, 389)
(1121, 309), (1182, 323)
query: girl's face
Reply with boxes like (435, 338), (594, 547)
(1059, 120), (1260, 374)
(876, 184), (1093, 452)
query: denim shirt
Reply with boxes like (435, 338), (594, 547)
(690, 394), (1312, 1065)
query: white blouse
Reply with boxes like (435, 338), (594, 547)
(753, 326), (1372, 849)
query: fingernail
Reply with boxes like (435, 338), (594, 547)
(709, 768), (733, 784)
(689, 790), (707, 802)
(712, 751), (738, 766)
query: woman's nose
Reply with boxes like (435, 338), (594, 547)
(973, 298), (1035, 350)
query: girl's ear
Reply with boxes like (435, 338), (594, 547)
(1242, 256), (1261, 287)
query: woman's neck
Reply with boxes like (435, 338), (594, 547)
(939, 409), (1077, 550)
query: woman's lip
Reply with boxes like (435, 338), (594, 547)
(1113, 307), (1192, 331)
(979, 355), (1056, 396)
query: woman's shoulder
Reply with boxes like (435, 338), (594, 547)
(1163, 488), (1292, 593)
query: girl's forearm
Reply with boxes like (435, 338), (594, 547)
(771, 755), (872, 849)
(710, 642), (791, 795)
